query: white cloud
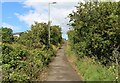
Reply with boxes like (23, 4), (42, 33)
(1, 22), (21, 32)
(15, 11), (48, 26)
(15, 1), (80, 39)
(23, 0), (80, 3)
(15, 0), (120, 39)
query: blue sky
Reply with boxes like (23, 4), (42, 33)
(1, 0), (119, 39)
(3, 0), (120, 39)
(2, 2), (32, 32)
(1, 0), (81, 39)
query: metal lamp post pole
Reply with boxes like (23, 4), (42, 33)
(48, 2), (56, 48)
(48, 2), (50, 47)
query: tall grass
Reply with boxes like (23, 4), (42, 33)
(65, 42), (118, 81)
(76, 57), (116, 81)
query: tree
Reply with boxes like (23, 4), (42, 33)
(68, 2), (120, 65)
(18, 22), (48, 48)
(0, 27), (14, 43)
(50, 25), (62, 46)
(18, 22), (62, 49)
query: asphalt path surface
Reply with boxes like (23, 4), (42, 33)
(46, 44), (81, 81)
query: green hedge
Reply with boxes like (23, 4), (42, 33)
(66, 42), (118, 81)
(1, 43), (55, 81)
(68, 1), (120, 65)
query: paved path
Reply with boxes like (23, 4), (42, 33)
(46, 44), (81, 81)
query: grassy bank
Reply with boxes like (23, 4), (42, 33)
(65, 42), (118, 81)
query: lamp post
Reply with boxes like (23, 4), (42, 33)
(48, 2), (57, 47)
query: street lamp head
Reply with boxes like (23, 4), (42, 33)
(51, 2), (57, 4)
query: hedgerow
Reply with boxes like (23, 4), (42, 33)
(68, 1), (120, 65)
(1, 21), (62, 81)
(67, 1), (120, 81)
(1, 43), (55, 81)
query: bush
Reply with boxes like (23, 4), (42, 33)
(68, 1), (120, 65)
(66, 41), (118, 81)
(18, 22), (62, 49)
(2, 44), (29, 81)
(0, 28), (14, 43)
(1, 44), (56, 81)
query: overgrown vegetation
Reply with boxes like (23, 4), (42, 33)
(66, 43), (117, 81)
(17, 22), (62, 49)
(0, 28), (14, 43)
(67, 1), (120, 81)
(0, 22), (62, 81)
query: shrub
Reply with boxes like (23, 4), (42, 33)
(68, 1), (120, 65)
(1, 44), (56, 81)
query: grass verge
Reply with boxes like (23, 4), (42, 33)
(65, 42), (119, 81)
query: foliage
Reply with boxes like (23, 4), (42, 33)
(18, 22), (62, 49)
(0, 27), (14, 43)
(50, 25), (62, 46)
(2, 44), (29, 81)
(76, 57), (117, 81)
(18, 22), (49, 48)
(68, 1), (120, 65)
(1, 43), (56, 81)
(65, 42), (118, 81)
(1, 22), (62, 81)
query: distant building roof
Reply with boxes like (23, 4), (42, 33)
(13, 32), (23, 35)
(13, 32), (23, 37)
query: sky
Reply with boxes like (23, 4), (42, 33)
(1, 0), (82, 39)
(1, 0), (120, 39)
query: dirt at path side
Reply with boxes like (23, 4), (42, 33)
(46, 44), (81, 81)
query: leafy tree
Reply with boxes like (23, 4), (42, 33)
(50, 25), (62, 46)
(18, 22), (48, 48)
(0, 27), (14, 43)
(1, 22), (62, 81)
(18, 22), (62, 49)
(68, 1), (120, 65)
